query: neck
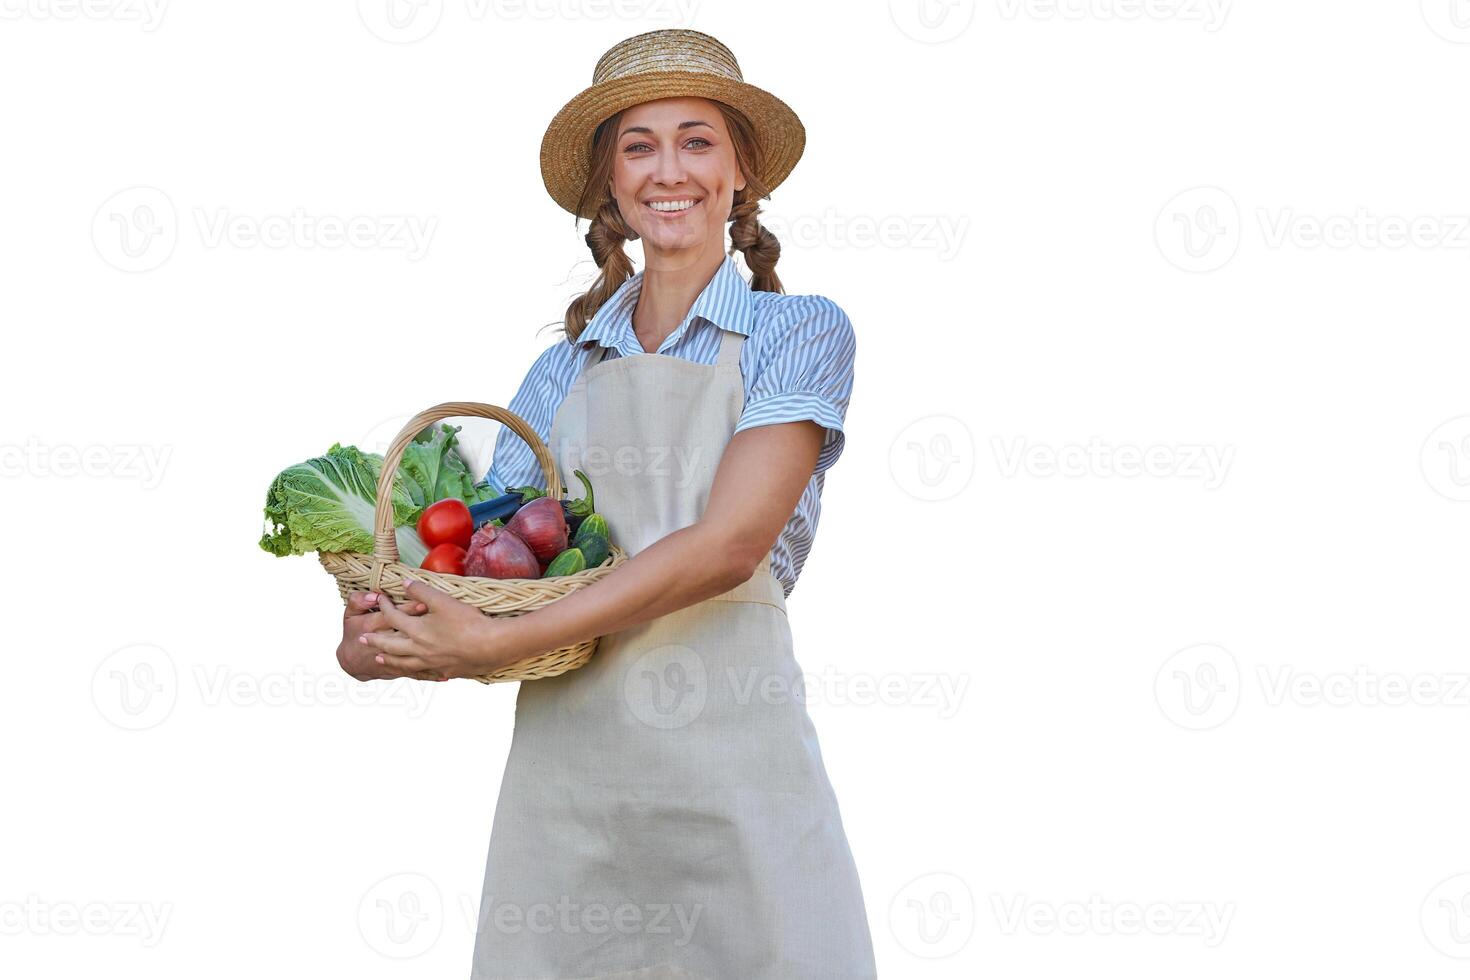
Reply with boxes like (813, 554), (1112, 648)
(632, 243), (728, 354)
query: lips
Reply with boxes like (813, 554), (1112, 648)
(643, 198), (702, 215)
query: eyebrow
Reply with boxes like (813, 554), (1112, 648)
(618, 120), (714, 139)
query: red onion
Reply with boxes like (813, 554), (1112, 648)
(463, 522), (540, 579)
(504, 496), (569, 564)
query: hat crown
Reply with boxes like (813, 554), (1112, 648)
(591, 28), (745, 86)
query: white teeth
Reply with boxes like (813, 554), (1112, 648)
(646, 199), (698, 212)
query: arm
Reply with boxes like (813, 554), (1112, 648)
(362, 298), (855, 679)
(488, 419), (825, 662)
(360, 420), (824, 679)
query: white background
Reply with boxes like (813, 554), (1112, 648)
(3, 1), (1469, 977)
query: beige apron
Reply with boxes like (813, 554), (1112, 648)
(470, 328), (877, 979)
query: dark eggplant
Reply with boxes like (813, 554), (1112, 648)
(468, 486), (591, 534)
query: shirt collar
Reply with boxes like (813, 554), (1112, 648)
(576, 254), (754, 355)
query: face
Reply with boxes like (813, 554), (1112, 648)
(607, 96), (746, 262)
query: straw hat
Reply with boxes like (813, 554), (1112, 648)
(540, 29), (806, 221)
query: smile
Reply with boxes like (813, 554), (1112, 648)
(644, 198), (702, 214)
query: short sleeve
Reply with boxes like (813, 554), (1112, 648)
(485, 340), (565, 493)
(733, 296), (856, 478)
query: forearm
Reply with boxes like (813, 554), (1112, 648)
(479, 521), (755, 671)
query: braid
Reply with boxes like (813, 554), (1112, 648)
(562, 197), (636, 344)
(728, 191), (784, 294)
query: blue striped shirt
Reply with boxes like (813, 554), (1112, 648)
(486, 255), (856, 599)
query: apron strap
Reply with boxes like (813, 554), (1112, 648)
(714, 326), (743, 373)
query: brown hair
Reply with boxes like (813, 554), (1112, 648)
(551, 100), (785, 345)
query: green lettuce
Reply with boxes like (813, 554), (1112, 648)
(260, 423), (497, 565)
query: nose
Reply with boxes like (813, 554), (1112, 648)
(651, 142), (688, 187)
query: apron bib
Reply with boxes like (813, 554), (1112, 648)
(469, 328), (877, 979)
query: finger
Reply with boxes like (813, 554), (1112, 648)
(375, 593), (423, 635)
(345, 591), (381, 619)
(402, 576), (454, 611)
(347, 593), (426, 621)
(355, 603), (429, 635)
(359, 629), (417, 658)
(373, 649), (428, 674)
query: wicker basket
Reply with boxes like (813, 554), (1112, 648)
(319, 401), (626, 684)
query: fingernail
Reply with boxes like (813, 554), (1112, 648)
(358, 635), (368, 644)
(375, 655), (385, 664)
(364, 592), (378, 603)
(403, 577), (418, 588)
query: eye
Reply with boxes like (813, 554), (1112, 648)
(623, 137), (714, 153)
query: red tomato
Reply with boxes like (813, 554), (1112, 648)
(421, 542), (467, 576)
(417, 499), (474, 550)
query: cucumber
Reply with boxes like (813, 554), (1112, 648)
(542, 547), (586, 577)
(572, 513), (610, 566)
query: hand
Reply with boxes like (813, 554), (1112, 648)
(337, 590), (442, 682)
(358, 578), (511, 681)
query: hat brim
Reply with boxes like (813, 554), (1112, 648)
(540, 71), (805, 221)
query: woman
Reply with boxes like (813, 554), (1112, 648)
(343, 28), (876, 979)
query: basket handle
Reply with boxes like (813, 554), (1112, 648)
(371, 402), (563, 564)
